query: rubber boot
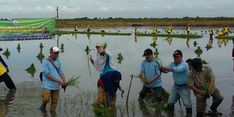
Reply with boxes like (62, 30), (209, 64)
(186, 108), (192, 117)
(210, 98), (223, 112)
(39, 102), (47, 113)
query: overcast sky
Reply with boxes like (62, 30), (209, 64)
(0, 0), (233, 19)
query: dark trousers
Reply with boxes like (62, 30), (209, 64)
(139, 86), (163, 101)
(0, 72), (16, 90)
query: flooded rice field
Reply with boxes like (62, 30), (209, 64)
(0, 27), (234, 117)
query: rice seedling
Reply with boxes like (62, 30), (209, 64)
(25, 63), (36, 77)
(194, 46), (203, 57)
(2, 48), (10, 59)
(193, 41), (198, 47)
(116, 53), (123, 64)
(37, 51), (45, 63)
(205, 44), (212, 51)
(63, 76), (80, 92)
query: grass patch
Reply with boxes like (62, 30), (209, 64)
(55, 31), (131, 36)
(215, 36), (234, 39)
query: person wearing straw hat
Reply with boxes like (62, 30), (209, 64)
(0, 47), (16, 91)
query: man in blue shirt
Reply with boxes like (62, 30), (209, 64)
(161, 50), (192, 116)
(138, 48), (163, 102)
(39, 46), (66, 112)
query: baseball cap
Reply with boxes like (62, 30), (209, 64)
(96, 42), (103, 47)
(50, 46), (60, 53)
(143, 48), (153, 57)
(173, 50), (183, 56)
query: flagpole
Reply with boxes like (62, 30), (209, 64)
(56, 6), (59, 47)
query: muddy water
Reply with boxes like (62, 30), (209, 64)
(0, 27), (234, 117)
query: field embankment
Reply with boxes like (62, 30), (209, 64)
(57, 17), (234, 28)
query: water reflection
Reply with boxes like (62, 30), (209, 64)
(84, 46), (91, 55)
(87, 34), (91, 40)
(37, 46), (45, 63)
(193, 41), (198, 47)
(150, 37), (157, 48)
(223, 39), (229, 46)
(2, 48), (10, 59)
(17, 44), (21, 53)
(166, 37), (172, 45)
(154, 48), (159, 59)
(0, 90), (16, 116)
(217, 38), (223, 48)
(186, 39), (190, 48)
(25, 63), (36, 77)
(60, 44), (64, 53)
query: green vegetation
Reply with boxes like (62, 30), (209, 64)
(215, 36), (234, 39)
(55, 31), (131, 36)
(2, 48), (10, 59)
(25, 63), (36, 77)
(116, 53), (123, 64)
(67, 76), (80, 87)
(194, 46), (203, 57)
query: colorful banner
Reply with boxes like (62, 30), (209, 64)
(0, 18), (55, 40)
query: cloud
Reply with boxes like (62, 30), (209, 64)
(0, 0), (234, 18)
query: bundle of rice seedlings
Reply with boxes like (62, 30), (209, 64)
(63, 76), (80, 92)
